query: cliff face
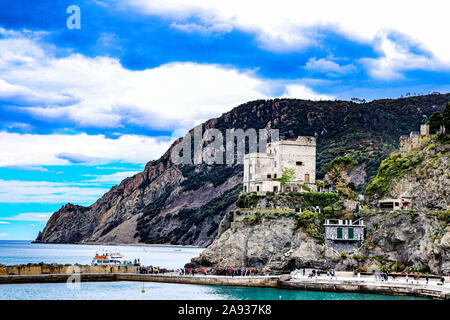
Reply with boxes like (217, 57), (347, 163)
(188, 210), (449, 275)
(188, 135), (450, 274)
(365, 134), (450, 211)
(36, 94), (450, 245)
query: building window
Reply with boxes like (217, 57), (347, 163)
(273, 174), (277, 179)
(267, 174), (271, 179)
(304, 174), (310, 183)
(274, 161), (277, 168)
(256, 186), (260, 192)
(273, 186), (278, 192)
(296, 161), (303, 166)
(249, 174), (253, 180)
(348, 228), (354, 239)
(395, 202), (399, 206)
(244, 186), (247, 192)
(380, 202), (394, 209)
(336, 228), (343, 239)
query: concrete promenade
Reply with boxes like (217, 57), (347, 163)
(0, 272), (449, 299)
(280, 274), (450, 299)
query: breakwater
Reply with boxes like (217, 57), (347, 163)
(0, 264), (138, 276)
(278, 278), (450, 300)
(0, 265), (449, 299)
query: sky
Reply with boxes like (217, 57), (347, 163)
(0, 0), (449, 239)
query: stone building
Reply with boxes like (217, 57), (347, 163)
(378, 197), (412, 211)
(243, 136), (316, 194)
(324, 219), (365, 253)
(399, 124), (430, 154)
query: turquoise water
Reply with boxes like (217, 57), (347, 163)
(0, 241), (426, 300)
(0, 281), (426, 300)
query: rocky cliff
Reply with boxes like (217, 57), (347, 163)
(187, 208), (449, 275)
(365, 133), (449, 211)
(187, 136), (449, 274)
(36, 94), (450, 245)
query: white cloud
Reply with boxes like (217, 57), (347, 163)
(124, 0), (450, 64)
(0, 221), (10, 224)
(0, 78), (75, 106)
(0, 30), (329, 134)
(0, 179), (108, 203)
(0, 131), (173, 166)
(282, 84), (333, 100)
(360, 35), (450, 80)
(170, 22), (233, 35)
(305, 57), (356, 76)
(0, 233), (8, 237)
(2, 212), (52, 221)
(83, 171), (141, 183)
(2, 165), (49, 172)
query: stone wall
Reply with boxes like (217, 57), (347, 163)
(0, 264), (138, 276)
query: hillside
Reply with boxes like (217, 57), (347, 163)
(187, 138), (450, 274)
(35, 93), (450, 246)
(365, 134), (449, 211)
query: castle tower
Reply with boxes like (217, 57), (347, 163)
(420, 124), (430, 136)
(243, 136), (316, 193)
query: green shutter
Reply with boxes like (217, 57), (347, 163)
(348, 228), (354, 239)
(337, 228), (343, 239)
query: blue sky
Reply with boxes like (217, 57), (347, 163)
(0, 0), (449, 239)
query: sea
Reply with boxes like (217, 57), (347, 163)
(0, 241), (425, 300)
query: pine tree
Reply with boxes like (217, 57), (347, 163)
(429, 111), (443, 134)
(443, 102), (450, 133)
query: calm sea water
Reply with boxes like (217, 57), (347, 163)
(0, 241), (426, 300)
(0, 240), (203, 269)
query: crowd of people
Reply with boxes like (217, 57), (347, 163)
(299, 268), (447, 286)
(138, 266), (168, 274)
(179, 267), (260, 276)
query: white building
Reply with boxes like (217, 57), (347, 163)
(243, 136), (316, 194)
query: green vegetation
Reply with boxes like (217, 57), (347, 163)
(365, 151), (424, 199)
(299, 184), (311, 192)
(245, 212), (261, 225)
(443, 102), (450, 133)
(324, 154), (358, 199)
(273, 167), (295, 188)
(301, 192), (340, 208)
(293, 209), (324, 241)
(236, 192), (259, 208)
(325, 154), (358, 173)
(324, 154), (357, 185)
(429, 111), (443, 134)
(179, 164), (242, 191)
(429, 102), (450, 134)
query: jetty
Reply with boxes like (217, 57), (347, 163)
(0, 265), (449, 300)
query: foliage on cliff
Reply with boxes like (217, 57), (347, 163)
(365, 151), (424, 199)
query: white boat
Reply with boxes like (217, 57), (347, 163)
(91, 251), (140, 266)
